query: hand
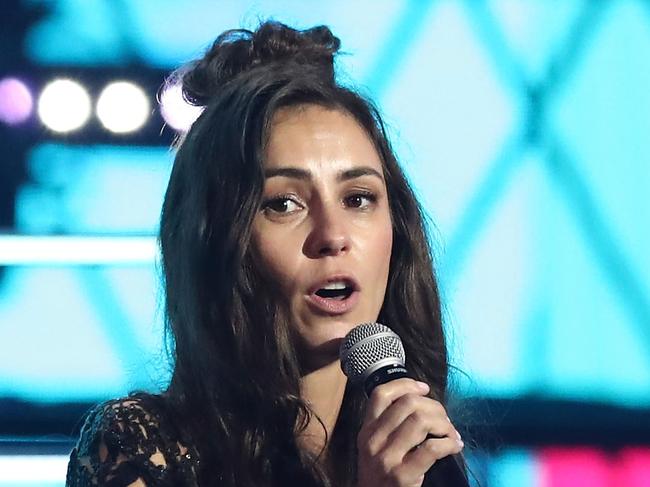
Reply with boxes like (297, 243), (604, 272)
(356, 378), (464, 487)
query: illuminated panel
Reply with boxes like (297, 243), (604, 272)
(614, 448), (650, 487)
(540, 448), (610, 487)
(0, 265), (166, 402)
(539, 447), (650, 487)
(488, 448), (540, 487)
(17, 144), (173, 234)
(0, 235), (156, 265)
(0, 455), (68, 486)
(0, 447), (647, 486)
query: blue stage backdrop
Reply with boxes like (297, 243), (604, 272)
(0, 1), (649, 486)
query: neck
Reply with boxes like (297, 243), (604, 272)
(297, 359), (348, 456)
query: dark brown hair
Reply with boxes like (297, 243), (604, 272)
(159, 20), (466, 487)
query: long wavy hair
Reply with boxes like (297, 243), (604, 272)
(159, 21), (467, 487)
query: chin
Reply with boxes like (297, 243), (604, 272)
(292, 336), (340, 373)
(295, 315), (375, 371)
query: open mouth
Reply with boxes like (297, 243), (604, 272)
(307, 277), (360, 315)
(314, 286), (354, 300)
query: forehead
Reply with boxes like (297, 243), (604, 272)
(264, 104), (383, 171)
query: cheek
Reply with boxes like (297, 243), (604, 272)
(380, 229), (393, 285)
(363, 216), (393, 299)
(251, 232), (300, 297)
(379, 231), (393, 312)
(375, 216), (393, 269)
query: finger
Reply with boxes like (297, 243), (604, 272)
(376, 407), (456, 465)
(365, 395), (459, 455)
(395, 437), (464, 480)
(365, 378), (430, 423)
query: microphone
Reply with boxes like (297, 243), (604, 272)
(339, 322), (409, 397)
(339, 322), (470, 486)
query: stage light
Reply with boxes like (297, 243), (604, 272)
(0, 77), (33, 125)
(38, 79), (91, 133)
(0, 455), (68, 483)
(97, 81), (150, 133)
(0, 235), (157, 265)
(159, 82), (203, 132)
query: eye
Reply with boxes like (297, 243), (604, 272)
(345, 191), (377, 209)
(262, 196), (302, 215)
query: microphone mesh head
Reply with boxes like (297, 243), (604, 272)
(339, 322), (406, 382)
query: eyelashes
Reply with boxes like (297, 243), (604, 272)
(261, 190), (379, 216)
(261, 195), (303, 214)
(344, 190), (377, 209)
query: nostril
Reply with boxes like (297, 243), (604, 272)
(319, 245), (345, 256)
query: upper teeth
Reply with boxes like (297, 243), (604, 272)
(322, 281), (348, 290)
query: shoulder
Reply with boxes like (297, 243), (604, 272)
(66, 393), (199, 486)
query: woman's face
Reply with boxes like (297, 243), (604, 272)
(251, 104), (393, 369)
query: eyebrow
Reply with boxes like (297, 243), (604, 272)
(264, 166), (384, 182)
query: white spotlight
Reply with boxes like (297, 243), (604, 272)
(160, 82), (203, 132)
(97, 81), (150, 133)
(38, 78), (91, 133)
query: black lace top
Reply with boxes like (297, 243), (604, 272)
(66, 394), (470, 487)
(66, 394), (200, 486)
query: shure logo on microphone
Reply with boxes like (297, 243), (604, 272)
(387, 367), (407, 374)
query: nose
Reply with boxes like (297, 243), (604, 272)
(303, 202), (350, 258)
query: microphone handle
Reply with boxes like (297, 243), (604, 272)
(362, 363), (470, 487)
(362, 363), (409, 397)
(364, 363), (438, 442)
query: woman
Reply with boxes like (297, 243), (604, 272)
(66, 21), (469, 487)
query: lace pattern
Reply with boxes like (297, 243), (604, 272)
(66, 394), (199, 486)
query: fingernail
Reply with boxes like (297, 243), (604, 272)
(416, 381), (430, 392)
(457, 439), (464, 448)
(456, 431), (462, 440)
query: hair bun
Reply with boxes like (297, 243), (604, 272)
(181, 21), (341, 106)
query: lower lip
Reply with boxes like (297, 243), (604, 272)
(306, 290), (360, 315)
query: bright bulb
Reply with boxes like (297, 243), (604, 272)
(38, 78), (91, 132)
(97, 81), (150, 133)
(160, 83), (203, 132)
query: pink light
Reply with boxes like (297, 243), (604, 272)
(613, 448), (650, 487)
(159, 83), (203, 133)
(0, 77), (33, 125)
(539, 447), (611, 487)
